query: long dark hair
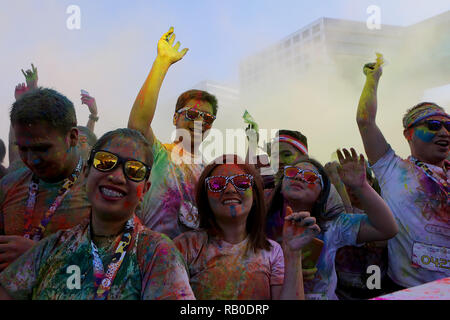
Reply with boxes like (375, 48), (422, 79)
(196, 154), (271, 252)
(267, 158), (333, 230)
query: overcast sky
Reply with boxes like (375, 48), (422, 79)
(1, 0), (449, 165)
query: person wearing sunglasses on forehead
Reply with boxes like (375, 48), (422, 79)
(174, 155), (320, 300)
(357, 58), (450, 291)
(0, 129), (194, 300)
(128, 27), (219, 239)
(267, 150), (397, 300)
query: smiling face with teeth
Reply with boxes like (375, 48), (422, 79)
(405, 115), (450, 166)
(86, 135), (151, 224)
(173, 99), (214, 151)
(206, 164), (254, 223)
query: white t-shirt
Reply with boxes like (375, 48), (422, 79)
(304, 213), (368, 300)
(371, 148), (450, 287)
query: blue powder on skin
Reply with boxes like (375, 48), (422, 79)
(230, 205), (237, 218)
(414, 127), (435, 143)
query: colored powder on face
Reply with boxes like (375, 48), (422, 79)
(307, 183), (315, 190)
(230, 205), (237, 218)
(414, 127), (435, 143)
(136, 185), (144, 199)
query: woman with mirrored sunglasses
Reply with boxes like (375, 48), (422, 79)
(174, 154), (320, 300)
(0, 128), (194, 300)
(266, 149), (397, 300)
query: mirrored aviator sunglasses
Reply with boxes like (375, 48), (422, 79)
(206, 174), (253, 192)
(90, 150), (150, 182)
(184, 108), (216, 126)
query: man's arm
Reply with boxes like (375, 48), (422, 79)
(128, 27), (188, 145)
(356, 60), (390, 164)
(0, 285), (12, 300)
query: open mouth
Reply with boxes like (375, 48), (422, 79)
(435, 140), (449, 147)
(99, 186), (126, 200)
(222, 199), (242, 205)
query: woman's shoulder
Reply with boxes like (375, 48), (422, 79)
(173, 229), (209, 245)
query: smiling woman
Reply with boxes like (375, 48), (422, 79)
(0, 128), (195, 300)
(174, 154), (321, 300)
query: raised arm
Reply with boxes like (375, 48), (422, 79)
(128, 27), (188, 144)
(337, 148), (398, 243)
(272, 207), (320, 300)
(80, 92), (98, 132)
(356, 57), (389, 164)
(10, 64), (38, 166)
(324, 161), (353, 212)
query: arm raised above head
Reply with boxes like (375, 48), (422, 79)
(128, 27), (189, 145)
(356, 58), (390, 165)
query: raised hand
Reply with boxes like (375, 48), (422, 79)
(362, 59), (382, 82)
(324, 161), (341, 184)
(14, 83), (29, 101)
(157, 27), (189, 65)
(336, 148), (368, 190)
(282, 206), (320, 252)
(81, 92), (98, 115)
(21, 63), (38, 89)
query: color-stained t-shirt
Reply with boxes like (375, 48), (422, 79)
(371, 148), (450, 288)
(335, 207), (388, 292)
(137, 139), (204, 239)
(0, 215), (195, 300)
(174, 229), (284, 300)
(303, 213), (368, 300)
(0, 165), (90, 237)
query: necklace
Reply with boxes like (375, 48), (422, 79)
(23, 157), (83, 241)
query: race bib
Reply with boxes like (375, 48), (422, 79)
(411, 242), (450, 273)
(305, 293), (327, 300)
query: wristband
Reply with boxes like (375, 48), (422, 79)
(89, 114), (99, 122)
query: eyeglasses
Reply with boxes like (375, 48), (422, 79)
(283, 166), (323, 188)
(177, 107), (216, 126)
(414, 120), (450, 132)
(89, 150), (151, 182)
(205, 174), (253, 192)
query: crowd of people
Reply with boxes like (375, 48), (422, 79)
(0, 27), (448, 300)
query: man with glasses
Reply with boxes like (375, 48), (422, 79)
(128, 27), (218, 239)
(356, 59), (449, 291)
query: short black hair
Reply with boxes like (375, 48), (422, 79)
(277, 129), (308, 152)
(10, 88), (77, 134)
(90, 128), (153, 167)
(0, 139), (5, 163)
(175, 89), (219, 116)
(77, 126), (97, 147)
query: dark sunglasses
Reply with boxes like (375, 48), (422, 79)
(205, 174), (253, 192)
(415, 120), (450, 132)
(89, 150), (151, 182)
(283, 166), (323, 188)
(177, 107), (216, 126)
